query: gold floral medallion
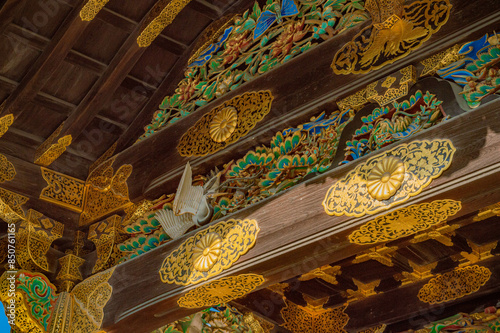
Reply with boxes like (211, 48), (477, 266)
(209, 107), (238, 143)
(192, 233), (222, 272)
(366, 156), (405, 200)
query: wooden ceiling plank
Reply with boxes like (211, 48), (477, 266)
(0, 0), (89, 118)
(34, 0), (199, 166)
(0, 0), (28, 35)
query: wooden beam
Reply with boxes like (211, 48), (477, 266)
(108, 0), (500, 203)
(101, 99), (500, 332)
(34, 0), (196, 165)
(0, 0), (89, 118)
(0, 0), (27, 34)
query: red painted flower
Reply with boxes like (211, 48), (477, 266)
(175, 77), (200, 102)
(271, 20), (307, 58)
(222, 32), (252, 65)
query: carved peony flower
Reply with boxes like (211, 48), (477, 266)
(366, 156), (405, 200)
(209, 107), (238, 143)
(192, 233), (222, 272)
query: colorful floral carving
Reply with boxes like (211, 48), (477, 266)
(139, 0), (368, 140)
(343, 90), (446, 163)
(437, 33), (500, 108)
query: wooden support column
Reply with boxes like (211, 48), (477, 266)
(100, 99), (500, 332)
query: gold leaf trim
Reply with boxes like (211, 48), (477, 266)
(159, 219), (260, 285)
(0, 153), (16, 183)
(137, 0), (192, 47)
(177, 91), (274, 157)
(80, 0), (110, 21)
(349, 199), (462, 244)
(281, 301), (349, 333)
(323, 139), (455, 217)
(0, 114), (14, 138)
(177, 274), (264, 309)
(418, 265), (491, 304)
(332, 0), (451, 75)
(40, 168), (86, 212)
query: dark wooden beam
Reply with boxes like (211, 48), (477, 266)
(108, 0), (500, 203)
(101, 99), (500, 332)
(0, 0), (89, 118)
(0, 0), (28, 34)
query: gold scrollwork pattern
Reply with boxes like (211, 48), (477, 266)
(88, 215), (127, 274)
(18, 210), (64, 271)
(159, 219), (260, 285)
(349, 199), (462, 244)
(420, 44), (463, 77)
(177, 91), (274, 157)
(56, 254), (86, 292)
(337, 65), (416, 112)
(418, 265), (492, 304)
(332, 0), (451, 75)
(0, 113), (14, 138)
(80, 0), (110, 21)
(323, 139), (455, 217)
(79, 157), (132, 226)
(40, 167), (86, 212)
(0, 153), (15, 183)
(177, 274), (265, 308)
(35, 123), (72, 167)
(281, 301), (349, 333)
(137, 0), (192, 47)
(70, 268), (115, 332)
(0, 187), (28, 223)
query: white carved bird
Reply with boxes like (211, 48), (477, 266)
(156, 162), (214, 239)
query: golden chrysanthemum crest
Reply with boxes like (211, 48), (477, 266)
(209, 107), (238, 143)
(367, 156), (405, 201)
(323, 139), (455, 217)
(159, 219), (260, 285)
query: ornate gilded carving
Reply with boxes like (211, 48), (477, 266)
(243, 312), (274, 333)
(323, 139), (455, 217)
(349, 200), (462, 245)
(0, 187), (27, 223)
(159, 219), (260, 285)
(18, 210), (64, 271)
(122, 199), (155, 226)
(209, 106), (238, 143)
(459, 241), (497, 266)
(56, 254), (85, 292)
(0, 113), (14, 138)
(332, 0), (451, 74)
(80, 0), (110, 21)
(40, 167), (86, 212)
(410, 223), (460, 246)
(1, 268), (115, 333)
(0, 154), (15, 183)
(474, 202), (500, 222)
(0, 270), (58, 333)
(366, 156), (405, 200)
(353, 246), (397, 267)
(88, 215), (126, 274)
(137, 0), (192, 47)
(299, 265), (341, 285)
(358, 324), (387, 333)
(80, 157), (132, 226)
(70, 268), (115, 332)
(281, 300), (349, 333)
(399, 261), (437, 285)
(177, 274), (264, 308)
(35, 123), (72, 167)
(177, 91), (274, 157)
(420, 44), (463, 76)
(337, 66), (417, 111)
(192, 233), (222, 272)
(346, 279), (380, 302)
(417, 265), (492, 304)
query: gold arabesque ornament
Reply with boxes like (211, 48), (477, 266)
(192, 233), (222, 272)
(367, 156), (405, 200)
(209, 107), (238, 143)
